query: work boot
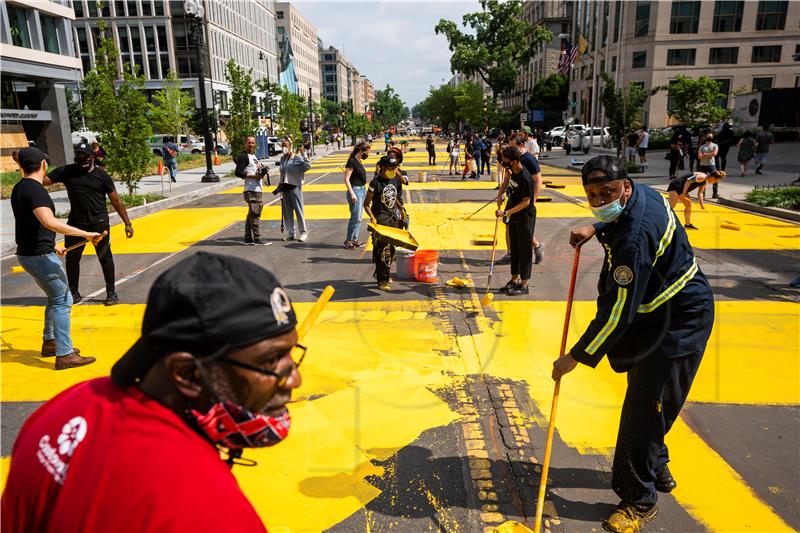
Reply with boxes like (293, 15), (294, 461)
(655, 464), (677, 493)
(71, 291), (82, 304)
(104, 292), (119, 306)
(377, 281), (391, 292)
(41, 340), (80, 357)
(602, 502), (658, 533)
(55, 352), (97, 370)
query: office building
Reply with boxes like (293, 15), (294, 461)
(567, 0), (800, 128)
(319, 45), (351, 104)
(1, 0), (81, 169)
(71, 0), (279, 119)
(276, 2), (320, 104)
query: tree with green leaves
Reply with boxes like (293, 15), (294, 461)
(435, 0), (552, 99)
(149, 70), (192, 141)
(370, 85), (407, 130)
(223, 59), (257, 159)
(658, 75), (730, 129)
(319, 98), (344, 128)
(188, 108), (219, 140)
(527, 74), (569, 129)
(82, 23), (152, 194)
(454, 82), (486, 131)
(344, 111), (369, 143)
(275, 87), (307, 146)
(599, 72), (650, 154)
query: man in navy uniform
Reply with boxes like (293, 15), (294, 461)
(552, 155), (714, 533)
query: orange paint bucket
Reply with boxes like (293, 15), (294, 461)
(414, 250), (439, 283)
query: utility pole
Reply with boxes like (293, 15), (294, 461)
(307, 86), (314, 155)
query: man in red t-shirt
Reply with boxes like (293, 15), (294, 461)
(2, 253), (305, 532)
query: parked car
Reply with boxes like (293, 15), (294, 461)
(71, 129), (99, 145)
(546, 126), (566, 145)
(149, 134), (204, 156)
(584, 127), (611, 146)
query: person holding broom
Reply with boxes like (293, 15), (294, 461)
(364, 154), (405, 292)
(552, 155), (714, 533)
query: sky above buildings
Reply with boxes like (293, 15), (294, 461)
(298, 1), (480, 108)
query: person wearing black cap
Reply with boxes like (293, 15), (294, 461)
(551, 155), (714, 533)
(495, 146), (535, 296)
(44, 142), (133, 305)
(364, 154), (405, 291)
(10, 147), (103, 369)
(2, 252), (303, 532)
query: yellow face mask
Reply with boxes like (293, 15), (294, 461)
(384, 169), (397, 179)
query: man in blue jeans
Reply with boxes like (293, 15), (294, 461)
(10, 148), (102, 369)
(163, 136), (179, 182)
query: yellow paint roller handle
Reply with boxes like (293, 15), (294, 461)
(296, 285), (335, 341)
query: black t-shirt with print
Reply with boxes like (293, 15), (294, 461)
(345, 156), (367, 187)
(505, 166), (535, 220)
(48, 164), (116, 226)
(11, 178), (56, 256)
(368, 175), (403, 223)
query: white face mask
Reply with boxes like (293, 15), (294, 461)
(282, 147), (289, 155)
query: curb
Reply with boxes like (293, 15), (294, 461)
(715, 197), (800, 223)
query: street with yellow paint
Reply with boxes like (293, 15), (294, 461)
(2, 139), (798, 533)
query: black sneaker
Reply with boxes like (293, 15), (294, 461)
(655, 464), (677, 493)
(243, 238), (254, 245)
(496, 254), (512, 265)
(603, 502), (657, 533)
(71, 292), (82, 304)
(500, 280), (518, 294)
(104, 292), (119, 306)
(507, 285), (529, 296)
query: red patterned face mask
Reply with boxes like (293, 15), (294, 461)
(189, 400), (290, 449)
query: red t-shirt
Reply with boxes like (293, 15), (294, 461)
(2, 377), (267, 533)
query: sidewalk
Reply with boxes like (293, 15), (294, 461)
(538, 140), (800, 201)
(0, 140), (351, 256)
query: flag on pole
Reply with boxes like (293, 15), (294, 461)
(558, 39), (577, 74)
(577, 34), (589, 62)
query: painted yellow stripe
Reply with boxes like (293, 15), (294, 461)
(637, 259), (698, 314)
(669, 417), (794, 532)
(220, 181), (508, 195)
(586, 286), (627, 355)
(653, 196), (676, 265)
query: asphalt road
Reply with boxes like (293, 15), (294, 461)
(1, 140), (798, 532)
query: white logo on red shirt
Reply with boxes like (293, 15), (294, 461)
(36, 416), (87, 485)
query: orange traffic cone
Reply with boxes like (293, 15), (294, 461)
(213, 150), (221, 166)
(157, 159), (163, 176)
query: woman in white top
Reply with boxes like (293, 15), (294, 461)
(447, 136), (460, 175)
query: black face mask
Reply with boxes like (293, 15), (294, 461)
(361, 152), (368, 160)
(501, 161), (513, 169)
(75, 153), (93, 170)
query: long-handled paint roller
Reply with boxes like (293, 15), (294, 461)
(461, 197), (496, 221)
(10, 231), (108, 274)
(297, 285), (335, 341)
(532, 245), (582, 533)
(480, 216), (502, 307)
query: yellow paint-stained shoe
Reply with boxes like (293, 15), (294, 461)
(377, 281), (392, 292)
(602, 502), (658, 533)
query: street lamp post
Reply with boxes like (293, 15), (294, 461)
(185, 0), (218, 182)
(307, 86), (314, 156)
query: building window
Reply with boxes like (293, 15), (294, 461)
(667, 80), (679, 115)
(756, 1), (788, 30)
(76, 26), (91, 71)
(712, 1), (743, 32)
(709, 47), (738, 64)
(154, 0), (164, 15)
(156, 25), (169, 77)
(751, 45), (781, 63)
(145, 26), (157, 79)
(92, 1), (110, 16)
(712, 78), (731, 107)
(114, 0), (125, 16)
(667, 49), (696, 66)
(611, 55), (617, 71)
(632, 51), (646, 68)
(277, 10), (283, 19)
(142, 0), (152, 16)
(752, 77), (773, 91)
(613, 0), (621, 42)
(670, 1), (701, 34)
(130, 26), (145, 76)
(634, 2), (650, 37)
(127, 0), (138, 17)
(119, 26), (132, 67)
(73, 0), (84, 18)
(7, 4), (32, 48)
(41, 15), (61, 54)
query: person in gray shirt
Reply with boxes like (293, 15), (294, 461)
(754, 125), (774, 175)
(279, 141), (311, 242)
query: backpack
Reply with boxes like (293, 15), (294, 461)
(165, 145), (177, 158)
(737, 138), (754, 162)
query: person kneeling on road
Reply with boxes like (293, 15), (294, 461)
(235, 136), (267, 245)
(364, 154), (405, 292)
(2, 252), (304, 532)
(11, 148), (102, 370)
(552, 155), (714, 533)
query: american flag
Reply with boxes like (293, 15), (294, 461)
(558, 39), (577, 75)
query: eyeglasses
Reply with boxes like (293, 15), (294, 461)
(217, 344), (306, 387)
